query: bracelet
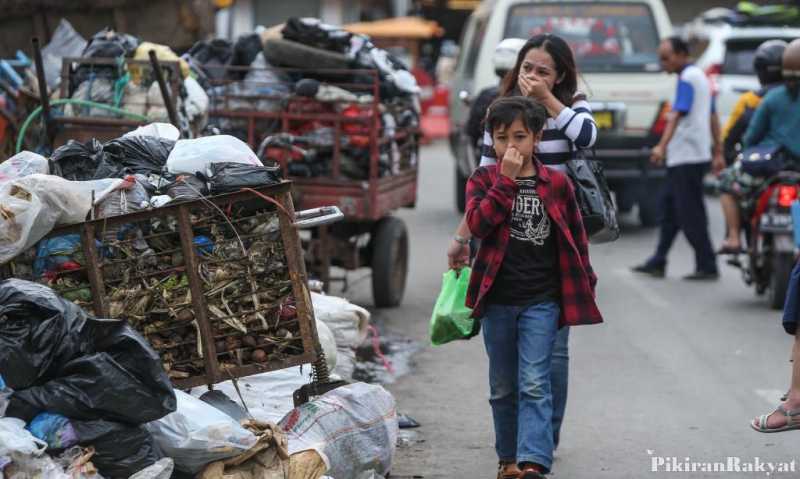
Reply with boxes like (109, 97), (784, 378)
(454, 235), (469, 245)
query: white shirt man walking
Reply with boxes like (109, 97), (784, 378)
(632, 36), (725, 280)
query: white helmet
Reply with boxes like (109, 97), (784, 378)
(493, 38), (527, 77)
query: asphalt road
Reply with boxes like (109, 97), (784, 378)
(335, 140), (798, 478)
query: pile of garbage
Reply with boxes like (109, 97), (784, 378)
(0, 280), (399, 478)
(30, 19), (209, 139)
(188, 18), (420, 181)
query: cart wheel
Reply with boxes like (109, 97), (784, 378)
(371, 217), (409, 308)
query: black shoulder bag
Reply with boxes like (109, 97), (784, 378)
(565, 146), (620, 244)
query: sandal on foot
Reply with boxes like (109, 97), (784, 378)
(751, 404), (800, 433)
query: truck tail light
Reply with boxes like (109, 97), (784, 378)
(650, 102), (671, 137)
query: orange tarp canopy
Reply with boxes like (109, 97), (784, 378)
(344, 17), (444, 39)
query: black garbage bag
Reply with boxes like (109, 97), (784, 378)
(51, 139), (124, 180)
(82, 28), (139, 59)
(72, 28), (140, 88)
(187, 38), (234, 81)
(282, 17), (352, 54)
(72, 420), (162, 479)
(206, 162), (281, 195)
(103, 136), (175, 176)
(0, 279), (176, 423)
(232, 33), (264, 74)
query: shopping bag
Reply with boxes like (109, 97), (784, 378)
(429, 268), (475, 346)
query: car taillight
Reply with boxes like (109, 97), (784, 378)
(777, 185), (798, 208)
(650, 102), (671, 137)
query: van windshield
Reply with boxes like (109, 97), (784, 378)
(505, 3), (662, 73)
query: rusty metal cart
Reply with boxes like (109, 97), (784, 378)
(30, 36), (183, 150)
(207, 66), (419, 307)
(2, 182), (343, 391)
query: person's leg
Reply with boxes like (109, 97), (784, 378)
(516, 301), (560, 473)
(717, 166), (743, 251)
(550, 326), (570, 449)
(719, 193), (742, 250)
(648, 167), (680, 268)
(753, 333), (800, 429)
(482, 304), (520, 464)
(674, 163), (718, 274)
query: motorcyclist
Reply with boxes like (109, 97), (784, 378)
(716, 39), (789, 254)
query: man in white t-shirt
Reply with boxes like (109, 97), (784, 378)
(632, 37), (725, 280)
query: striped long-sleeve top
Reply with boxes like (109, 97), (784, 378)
(479, 93), (598, 170)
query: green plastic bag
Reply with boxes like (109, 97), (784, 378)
(430, 268), (475, 346)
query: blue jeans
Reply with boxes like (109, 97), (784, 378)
(482, 302), (562, 471)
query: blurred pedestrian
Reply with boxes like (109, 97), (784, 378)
(631, 36), (723, 280)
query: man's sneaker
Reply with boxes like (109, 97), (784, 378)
(631, 263), (665, 278)
(497, 462), (521, 479)
(683, 271), (719, 281)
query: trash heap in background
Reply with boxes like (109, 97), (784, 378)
(33, 19), (209, 138)
(189, 17), (420, 181)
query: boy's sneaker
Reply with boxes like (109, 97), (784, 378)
(519, 464), (546, 479)
(497, 462), (521, 479)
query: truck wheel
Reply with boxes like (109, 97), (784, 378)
(455, 166), (468, 213)
(768, 252), (794, 310)
(371, 217), (409, 308)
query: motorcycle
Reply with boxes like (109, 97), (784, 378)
(729, 170), (800, 309)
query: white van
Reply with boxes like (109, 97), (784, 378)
(450, 0), (674, 225)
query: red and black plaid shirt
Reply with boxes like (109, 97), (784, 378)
(465, 160), (603, 328)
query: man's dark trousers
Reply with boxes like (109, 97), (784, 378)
(646, 162), (718, 274)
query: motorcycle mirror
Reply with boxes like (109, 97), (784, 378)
(459, 90), (472, 106)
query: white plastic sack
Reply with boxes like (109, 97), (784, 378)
(166, 135), (262, 175)
(316, 319), (338, 372)
(145, 390), (257, 474)
(129, 458), (174, 479)
(281, 383), (398, 478)
(184, 77), (209, 122)
(123, 122), (181, 142)
(311, 292), (370, 348)
(0, 175), (126, 263)
(189, 318), (338, 424)
(0, 152), (50, 183)
(0, 418), (46, 457)
(41, 19), (87, 91)
(193, 367), (311, 424)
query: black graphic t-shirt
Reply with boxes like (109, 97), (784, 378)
(486, 176), (560, 306)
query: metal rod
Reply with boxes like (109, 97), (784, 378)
(31, 37), (53, 148)
(147, 50), (181, 129)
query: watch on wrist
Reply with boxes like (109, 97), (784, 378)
(454, 235), (469, 245)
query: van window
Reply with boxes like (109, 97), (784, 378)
(505, 3), (661, 73)
(462, 15), (489, 79)
(723, 39), (768, 76)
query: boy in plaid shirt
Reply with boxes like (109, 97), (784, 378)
(465, 96), (602, 478)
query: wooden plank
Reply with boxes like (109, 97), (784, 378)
(176, 204), (220, 385)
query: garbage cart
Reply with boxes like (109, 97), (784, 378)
(207, 66), (419, 307)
